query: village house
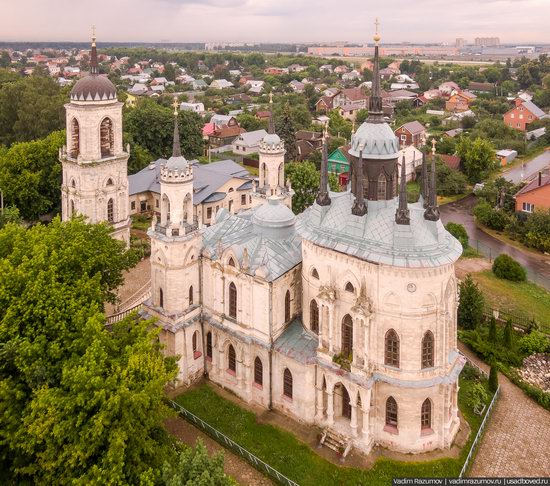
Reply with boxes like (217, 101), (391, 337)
(180, 102), (205, 114)
(328, 145), (351, 175)
(232, 129), (268, 154)
(264, 67), (288, 75)
(210, 79), (234, 89)
(503, 99), (548, 131)
(394, 121), (427, 148)
(515, 172), (550, 213)
(445, 91), (477, 112)
(289, 80), (305, 93)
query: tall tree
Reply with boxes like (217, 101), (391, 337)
(0, 130), (64, 220)
(275, 102), (298, 162)
(457, 274), (485, 330)
(456, 136), (496, 183)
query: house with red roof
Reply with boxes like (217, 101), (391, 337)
(504, 99), (548, 132)
(394, 121), (426, 148)
(515, 172), (550, 213)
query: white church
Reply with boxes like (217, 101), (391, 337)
(60, 26), (465, 456)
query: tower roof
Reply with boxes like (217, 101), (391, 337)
(165, 101), (188, 171)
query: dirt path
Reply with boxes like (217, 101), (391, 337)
(165, 417), (274, 486)
(459, 343), (550, 477)
(454, 257), (491, 280)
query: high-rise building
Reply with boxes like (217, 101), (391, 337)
(475, 37), (500, 47)
(455, 38), (466, 48)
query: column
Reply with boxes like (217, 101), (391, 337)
(326, 391), (334, 426)
(328, 305), (334, 354)
(317, 307), (324, 351)
(315, 387), (324, 421)
(237, 358), (244, 389)
(364, 317), (371, 370)
(350, 404), (358, 437)
(352, 316), (360, 366)
(362, 389), (371, 438)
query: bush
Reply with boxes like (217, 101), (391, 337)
(445, 222), (469, 249)
(473, 200), (510, 231)
(488, 364), (499, 393)
(503, 318), (514, 348)
(492, 254), (527, 282)
(467, 382), (489, 411)
(458, 275), (485, 330)
(488, 316), (497, 342)
(518, 331), (550, 355)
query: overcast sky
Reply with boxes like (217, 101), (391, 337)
(1, 0), (548, 44)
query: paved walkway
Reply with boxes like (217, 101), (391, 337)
(459, 344), (550, 477)
(501, 150), (550, 184)
(165, 416), (274, 486)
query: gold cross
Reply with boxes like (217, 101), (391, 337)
(375, 17), (379, 36)
(431, 138), (437, 156)
(172, 98), (179, 116)
(91, 25), (96, 45)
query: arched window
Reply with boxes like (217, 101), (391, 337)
(106, 178), (114, 186)
(421, 398), (432, 430)
(228, 344), (236, 372)
(206, 332), (212, 359)
(159, 288), (164, 308)
(262, 163), (268, 185)
(107, 198), (114, 223)
(386, 396), (398, 427)
(192, 331), (198, 353)
(100, 117), (114, 157)
(254, 357), (263, 386)
(228, 282), (237, 319)
(311, 268), (319, 280)
(283, 368), (293, 399)
(310, 300), (319, 334)
(342, 386), (351, 419)
(341, 314), (353, 356)
(385, 329), (400, 368)
(70, 200), (75, 217)
(228, 257), (236, 267)
(421, 331), (434, 369)
(377, 174), (387, 200)
(189, 286), (194, 306)
(70, 118), (79, 158)
(71, 179), (76, 188)
(345, 282), (355, 293)
(228, 187), (234, 193)
(285, 290), (291, 322)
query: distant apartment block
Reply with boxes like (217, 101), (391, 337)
(455, 38), (466, 48)
(474, 37), (500, 47)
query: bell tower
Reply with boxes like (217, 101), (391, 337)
(60, 28), (130, 245)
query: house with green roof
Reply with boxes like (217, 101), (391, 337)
(328, 146), (351, 175)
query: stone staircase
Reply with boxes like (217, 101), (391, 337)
(319, 428), (353, 460)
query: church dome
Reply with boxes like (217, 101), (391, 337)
(70, 74), (117, 102)
(165, 154), (188, 171)
(262, 133), (281, 147)
(252, 197), (295, 237)
(348, 121), (400, 159)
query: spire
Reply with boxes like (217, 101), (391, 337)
(424, 140), (440, 221)
(316, 124), (331, 206)
(268, 92), (275, 134)
(90, 25), (98, 75)
(367, 17), (384, 123)
(351, 149), (367, 216)
(421, 152), (429, 208)
(172, 99), (182, 157)
(395, 150), (410, 225)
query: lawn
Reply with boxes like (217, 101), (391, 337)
(174, 373), (490, 486)
(470, 270), (550, 327)
(131, 214), (151, 232)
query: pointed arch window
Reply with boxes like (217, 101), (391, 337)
(377, 174), (387, 200)
(70, 200), (75, 217)
(228, 344), (236, 373)
(342, 386), (351, 419)
(106, 178), (114, 186)
(206, 332), (212, 359)
(100, 117), (114, 157)
(421, 398), (432, 430)
(421, 331), (434, 369)
(189, 285), (194, 306)
(310, 300), (319, 334)
(385, 329), (400, 368)
(107, 198), (114, 223)
(345, 281), (355, 293)
(159, 288), (164, 308)
(192, 331), (200, 359)
(341, 314), (353, 357)
(254, 357), (263, 386)
(283, 368), (293, 399)
(228, 257), (236, 267)
(70, 118), (80, 158)
(285, 290), (291, 322)
(386, 396), (398, 427)
(311, 268), (319, 280)
(228, 282), (237, 319)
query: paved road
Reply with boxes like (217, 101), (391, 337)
(501, 150), (550, 184)
(440, 195), (550, 284)
(460, 344), (550, 477)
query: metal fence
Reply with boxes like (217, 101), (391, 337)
(470, 238), (550, 292)
(459, 385), (501, 478)
(482, 305), (550, 335)
(168, 399), (299, 486)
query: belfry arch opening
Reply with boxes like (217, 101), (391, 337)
(100, 117), (114, 157)
(70, 118), (80, 158)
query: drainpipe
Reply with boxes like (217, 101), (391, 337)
(268, 280), (274, 410)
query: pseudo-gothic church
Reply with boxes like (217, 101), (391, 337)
(61, 25), (464, 456)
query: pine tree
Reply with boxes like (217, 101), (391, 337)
(488, 363), (499, 393)
(458, 274), (485, 330)
(488, 316), (497, 342)
(503, 318), (514, 348)
(275, 102), (298, 163)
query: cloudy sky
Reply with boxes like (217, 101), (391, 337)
(1, 0), (548, 44)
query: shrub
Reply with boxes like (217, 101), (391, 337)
(503, 319), (514, 348)
(518, 331), (550, 355)
(458, 275), (485, 330)
(467, 382), (489, 412)
(492, 254), (527, 282)
(473, 200), (511, 231)
(488, 316), (497, 342)
(488, 364), (499, 393)
(445, 222), (469, 249)
(461, 362), (482, 381)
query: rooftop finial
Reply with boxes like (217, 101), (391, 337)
(90, 26), (98, 75)
(316, 122), (331, 207)
(351, 147), (367, 216)
(424, 145), (440, 222)
(431, 138), (437, 156)
(268, 91), (275, 135)
(367, 17), (384, 123)
(172, 101), (182, 158)
(396, 150), (410, 225)
(172, 97), (179, 116)
(374, 17), (381, 45)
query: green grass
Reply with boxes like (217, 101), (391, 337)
(407, 180), (420, 203)
(131, 214), (151, 232)
(174, 377), (489, 486)
(471, 270), (550, 326)
(461, 246), (481, 259)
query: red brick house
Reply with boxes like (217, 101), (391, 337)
(445, 91), (477, 112)
(504, 99), (548, 132)
(394, 121), (426, 148)
(515, 172), (550, 213)
(315, 96), (335, 113)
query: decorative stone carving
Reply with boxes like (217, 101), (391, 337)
(351, 285), (372, 317)
(318, 284), (337, 303)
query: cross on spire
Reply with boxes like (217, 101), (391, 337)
(374, 17), (381, 45)
(90, 26), (98, 75)
(172, 100), (181, 158)
(172, 98), (179, 116)
(268, 91), (275, 135)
